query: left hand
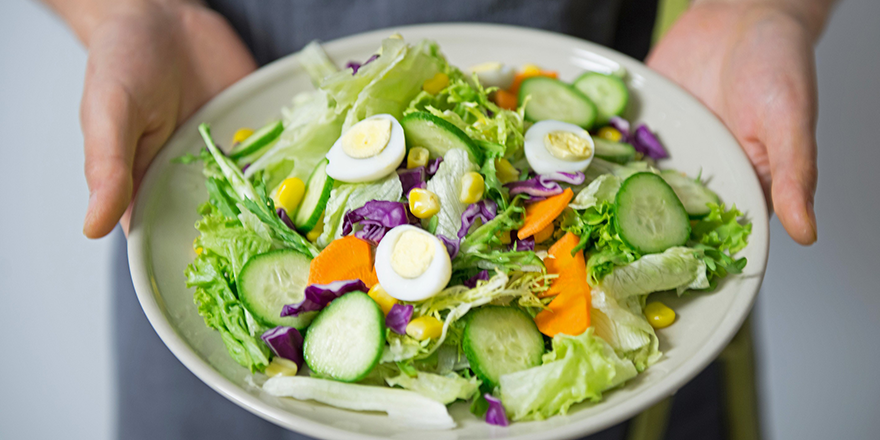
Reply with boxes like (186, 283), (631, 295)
(648, 1), (822, 245)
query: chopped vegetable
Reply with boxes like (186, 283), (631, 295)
(386, 304), (414, 335)
(281, 279), (368, 317)
(368, 284), (398, 315)
(493, 89), (518, 110)
(308, 236), (379, 287)
(484, 394), (510, 427)
(517, 188), (573, 240)
(342, 200), (412, 243)
(261, 326), (305, 369)
(644, 302), (676, 329)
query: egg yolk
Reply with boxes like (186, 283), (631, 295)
(544, 130), (592, 161)
(390, 230), (436, 279)
(341, 118), (392, 159)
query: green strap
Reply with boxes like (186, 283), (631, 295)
(652, 0), (691, 44)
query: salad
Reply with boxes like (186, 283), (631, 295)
(182, 36), (752, 429)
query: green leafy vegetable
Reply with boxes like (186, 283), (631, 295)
(690, 203), (752, 288)
(317, 173), (403, 247)
(562, 202), (640, 283)
(426, 148), (478, 239)
(600, 246), (709, 299)
(185, 250), (270, 372)
(455, 196), (542, 273)
(591, 287), (660, 372)
(385, 372), (481, 404)
(499, 329), (637, 421)
(569, 174), (621, 211)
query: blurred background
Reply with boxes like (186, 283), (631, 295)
(1, 0), (877, 439)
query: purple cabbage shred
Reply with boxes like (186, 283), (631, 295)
(280, 279), (367, 317)
(484, 394), (510, 427)
(346, 54), (379, 75)
(260, 326), (304, 369)
(385, 304), (414, 335)
(458, 199), (498, 239)
(632, 124), (669, 160)
(463, 270), (489, 288)
(511, 233), (535, 252)
(503, 172), (584, 199)
(277, 208), (295, 230)
(438, 234), (460, 259)
(398, 167), (427, 196)
(342, 200), (412, 244)
(427, 157), (444, 176)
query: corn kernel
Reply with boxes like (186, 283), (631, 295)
(534, 223), (554, 243)
(408, 188), (441, 219)
(495, 158), (520, 184)
(597, 127), (623, 143)
(232, 128), (254, 144)
(406, 315), (443, 340)
(521, 64), (542, 76)
(368, 284), (398, 315)
(407, 147), (430, 169)
(459, 172), (485, 204)
(195, 247), (204, 255)
(275, 177), (306, 213)
(423, 72), (449, 95)
(264, 357), (298, 378)
(645, 301), (676, 329)
(306, 211), (325, 242)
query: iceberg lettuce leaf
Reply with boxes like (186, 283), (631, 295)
(385, 372), (480, 404)
(499, 329), (637, 421)
(600, 247), (709, 299)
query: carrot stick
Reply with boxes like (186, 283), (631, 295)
(308, 236), (378, 288)
(539, 232), (586, 299)
(534, 285), (589, 337)
(493, 89), (518, 110)
(517, 188), (573, 240)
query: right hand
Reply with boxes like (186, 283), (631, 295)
(78, 1), (255, 238)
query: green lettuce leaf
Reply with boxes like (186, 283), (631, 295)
(185, 251), (270, 372)
(690, 203), (752, 288)
(297, 40), (339, 86)
(569, 174), (621, 211)
(317, 173), (403, 247)
(426, 148), (478, 239)
(591, 287), (661, 372)
(385, 372), (481, 404)
(561, 202), (640, 283)
(455, 196), (542, 273)
(194, 205), (272, 278)
(499, 329), (638, 421)
(600, 246), (709, 299)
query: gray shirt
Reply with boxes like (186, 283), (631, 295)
(205, 0), (654, 65)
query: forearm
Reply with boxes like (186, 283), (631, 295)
(693, 0), (838, 41)
(41, 0), (201, 45)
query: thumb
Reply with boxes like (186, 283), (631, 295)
(765, 100), (819, 245)
(80, 79), (140, 239)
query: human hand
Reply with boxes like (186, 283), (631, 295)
(648, 1), (831, 245)
(52, 0), (256, 238)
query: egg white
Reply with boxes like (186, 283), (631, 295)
(524, 120), (595, 174)
(469, 62), (515, 90)
(325, 114), (406, 183)
(375, 225), (452, 302)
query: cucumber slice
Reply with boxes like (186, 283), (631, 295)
(238, 249), (314, 330)
(593, 137), (637, 164)
(293, 158), (333, 233)
(303, 291), (385, 382)
(462, 306), (544, 390)
(400, 112), (484, 164)
(573, 72), (629, 124)
(228, 120), (284, 160)
(660, 170), (721, 218)
(614, 172), (691, 254)
(519, 76), (597, 129)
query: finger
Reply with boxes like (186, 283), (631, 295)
(81, 79), (140, 239)
(764, 90), (819, 245)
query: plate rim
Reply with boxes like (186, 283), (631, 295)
(128, 22), (770, 440)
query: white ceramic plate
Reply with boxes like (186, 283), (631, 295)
(128, 23), (769, 440)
